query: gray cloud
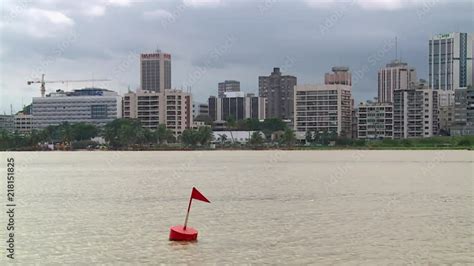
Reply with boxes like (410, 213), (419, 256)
(0, 0), (472, 113)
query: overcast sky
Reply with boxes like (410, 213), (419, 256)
(0, 0), (472, 114)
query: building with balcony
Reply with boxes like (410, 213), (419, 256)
(123, 89), (192, 137)
(393, 81), (438, 139)
(294, 84), (352, 139)
(357, 101), (393, 140)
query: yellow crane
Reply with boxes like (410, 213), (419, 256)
(27, 74), (110, 97)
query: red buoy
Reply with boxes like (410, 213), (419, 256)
(169, 225), (198, 241)
(169, 187), (210, 241)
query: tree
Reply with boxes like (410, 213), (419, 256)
(218, 134), (228, 144)
(72, 123), (98, 141)
(226, 117), (237, 144)
(197, 126), (213, 145)
(249, 131), (264, 146)
(261, 118), (287, 138)
(281, 128), (296, 147)
(155, 124), (174, 144)
(305, 130), (313, 143)
(181, 129), (200, 146)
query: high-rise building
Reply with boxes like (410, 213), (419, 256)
(123, 89), (192, 137)
(32, 88), (122, 129)
(378, 60), (417, 103)
(393, 81), (438, 139)
(357, 101), (393, 140)
(294, 84), (352, 139)
(208, 92), (266, 122)
(140, 51), (171, 92)
(218, 80), (240, 97)
(325, 66), (351, 85)
(451, 86), (474, 136)
(259, 67), (297, 120)
(429, 32), (473, 91)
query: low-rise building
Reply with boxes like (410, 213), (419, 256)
(357, 101), (393, 140)
(32, 88), (122, 129)
(393, 81), (438, 139)
(294, 84), (352, 139)
(212, 131), (264, 144)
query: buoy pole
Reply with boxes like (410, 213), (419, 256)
(183, 195), (193, 230)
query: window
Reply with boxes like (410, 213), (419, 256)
(91, 105), (108, 119)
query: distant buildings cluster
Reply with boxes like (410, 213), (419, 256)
(1, 32), (473, 140)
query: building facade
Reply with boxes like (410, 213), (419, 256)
(393, 82), (438, 139)
(208, 92), (266, 122)
(357, 101), (393, 140)
(123, 89), (192, 136)
(294, 84), (352, 139)
(192, 102), (209, 118)
(429, 32), (473, 91)
(0, 115), (14, 132)
(325, 66), (351, 85)
(140, 51), (171, 92)
(32, 88), (122, 129)
(14, 113), (33, 133)
(259, 67), (297, 120)
(218, 80), (240, 97)
(378, 60), (417, 103)
(451, 86), (474, 136)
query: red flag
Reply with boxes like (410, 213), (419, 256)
(191, 187), (210, 203)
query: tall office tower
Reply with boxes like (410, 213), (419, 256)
(294, 84), (352, 138)
(393, 81), (438, 139)
(259, 67), (297, 120)
(325, 66), (352, 85)
(378, 60), (417, 103)
(218, 80), (240, 97)
(208, 92), (266, 122)
(429, 32), (473, 91)
(140, 51), (171, 92)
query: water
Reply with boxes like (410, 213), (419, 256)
(0, 151), (472, 264)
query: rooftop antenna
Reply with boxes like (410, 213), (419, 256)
(10, 104), (13, 115)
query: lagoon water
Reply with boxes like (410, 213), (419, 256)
(0, 150), (473, 264)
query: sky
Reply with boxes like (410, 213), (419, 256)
(0, 0), (472, 114)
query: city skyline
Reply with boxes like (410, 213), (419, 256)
(1, 0), (472, 114)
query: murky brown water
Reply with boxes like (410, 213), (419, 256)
(1, 151), (472, 264)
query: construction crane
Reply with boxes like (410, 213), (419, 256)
(27, 74), (110, 97)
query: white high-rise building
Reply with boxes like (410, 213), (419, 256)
(378, 60), (417, 103)
(123, 89), (192, 137)
(140, 51), (171, 92)
(429, 32), (473, 91)
(294, 84), (352, 138)
(393, 81), (438, 139)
